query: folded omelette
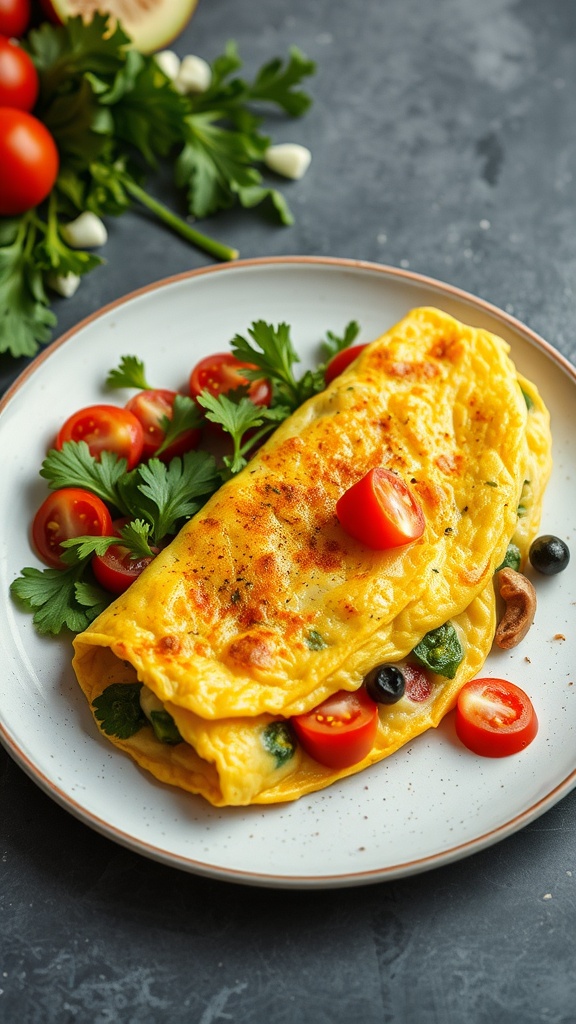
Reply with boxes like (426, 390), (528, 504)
(72, 307), (552, 805)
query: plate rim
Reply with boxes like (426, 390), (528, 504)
(2, 255), (576, 889)
(3, 255), (575, 414)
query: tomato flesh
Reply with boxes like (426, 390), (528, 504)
(125, 389), (201, 461)
(455, 678), (538, 757)
(0, 108), (59, 215)
(92, 518), (157, 594)
(32, 487), (113, 568)
(324, 344), (368, 384)
(190, 353), (272, 407)
(292, 688), (379, 769)
(0, 36), (39, 110)
(92, 545), (155, 594)
(336, 467), (425, 550)
(56, 404), (144, 470)
(403, 664), (433, 702)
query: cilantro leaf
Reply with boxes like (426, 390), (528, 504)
(10, 564), (107, 635)
(248, 47), (316, 116)
(230, 320), (303, 410)
(0, 217), (56, 358)
(92, 682), (146, 739)
(119, 451), (220, 542)
(40, 441), (130, 511)
(197, 390), (286, 473)
(106, 354), (152, 391)
(155, 395), (203, 455)
(230, 319), (363, 411)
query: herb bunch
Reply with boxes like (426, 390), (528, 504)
(10, 317), (359, 635)
(0, 14), (315, 358)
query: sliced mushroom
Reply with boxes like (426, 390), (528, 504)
(494, 567), (537, 649)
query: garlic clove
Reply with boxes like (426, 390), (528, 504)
(264, 143), (312, 180)
(175, 54), (212, 94)
(61, 212), (108, 249)
(47, 273), (81, 298)
(155, 49), (181, 81)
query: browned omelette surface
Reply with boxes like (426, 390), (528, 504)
(72, 307), (551, 805)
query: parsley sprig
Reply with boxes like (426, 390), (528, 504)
(1, 16), (315, 358)
(231, 319), (360, 411)
(11, 316), (361, 635)
(11, 445), (220, 633)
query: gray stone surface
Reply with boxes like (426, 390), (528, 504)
(1, 1), (576, 1021)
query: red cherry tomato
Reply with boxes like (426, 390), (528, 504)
(292, 688), (379, 769)
(0, 36), (39, 110)
(336, 467), (425, 550)
(92, 520), (156, 595)
(189, 353), (272, 407)
(324, 344), (368, 384)
(0, 0), (31, 37)
(0, 108), (59, 215)
(455, 678), (538, 758)
(125, 389), (201, 461)
(56, 405), (145, 470)
(32, 488), (113, 569)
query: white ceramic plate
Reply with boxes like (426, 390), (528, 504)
(1, 257), (575, 889)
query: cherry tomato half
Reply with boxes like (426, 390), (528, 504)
(455, 678), (538, 758)
(56, 405), (144, 470)
(32, 487), (113, 569)
(91, 520), (156, 595)
(324, 344), (368, 385)
(189, 353), (272, 407)
(0, 0), (31, 37)
(336, 467), (425, 550)
(292, 688), (379, 769)
(0, 36), (38, 110)
(0, 108), (59, 215)
(125, 389), (201, 461)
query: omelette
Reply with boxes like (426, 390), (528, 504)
(72, 307), (552, 805)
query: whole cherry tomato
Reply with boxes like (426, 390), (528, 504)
(0, 35), (39, 110)
(0, 0), (31, 37)
(0, 108), (59, 215)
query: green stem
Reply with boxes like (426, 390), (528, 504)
(123, 179), (238, 262)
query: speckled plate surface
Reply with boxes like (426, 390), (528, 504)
(1, 257), (575, 888)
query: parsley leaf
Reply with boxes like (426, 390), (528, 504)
(119, 451), (220, 541)
(92, 682), (146, 739)
(106, 355), (153, 390)
(0, 217), (56, 357)
(197, 390), (286, 473)
(10, 564), (108, 635)
(155, 395), (203, 456)
(40, 441), (130, 511)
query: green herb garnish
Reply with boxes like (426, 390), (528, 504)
(92, 683), (146, 739)
(262, 721), (297, 767)
(411, 622), (464, 679)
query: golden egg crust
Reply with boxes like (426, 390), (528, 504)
(72, 307), (552, 806)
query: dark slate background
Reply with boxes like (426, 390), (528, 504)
(1, 1), (576, 1021)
